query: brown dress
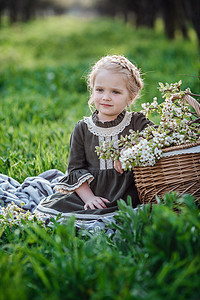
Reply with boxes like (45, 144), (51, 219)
(36, 110), (153, 221)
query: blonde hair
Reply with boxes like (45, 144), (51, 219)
(87, 55), (143, 108)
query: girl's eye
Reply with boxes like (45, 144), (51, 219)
(96, 88), (103, 92)
(113, 90), (120, 94)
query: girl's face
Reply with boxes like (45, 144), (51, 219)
(93, 69), (132, 122)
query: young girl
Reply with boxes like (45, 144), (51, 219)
(36, 55), (153, 221)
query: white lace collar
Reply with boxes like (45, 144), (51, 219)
(83, 111), (132, 137)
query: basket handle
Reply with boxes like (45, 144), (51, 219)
(172, 93), (200, 117)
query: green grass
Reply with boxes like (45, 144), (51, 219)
(0, 194), (200, 299)
(0, 16), (199, 181)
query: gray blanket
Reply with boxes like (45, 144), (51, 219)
(0, 169), (64, 212)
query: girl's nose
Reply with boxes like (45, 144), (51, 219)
(102, 92), (111, 100)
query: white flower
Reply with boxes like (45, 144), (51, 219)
(141, 103), (147, 109)
(152, 98), (158, 108)
(174, 107), (183, 117)
(47, 72), (55, 80)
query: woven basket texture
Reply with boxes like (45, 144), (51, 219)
(134, 143), (200, 204)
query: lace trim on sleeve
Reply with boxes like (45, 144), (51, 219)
(83, 111), (132, 137)
(54, 174), (94, 195)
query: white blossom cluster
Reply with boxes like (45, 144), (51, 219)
(120, 139), (162, 169)
(96, 140), (120, 161)
(119, 82), (198, 168)
(119, 123), (194, 169)
(0, 202), (46, 227)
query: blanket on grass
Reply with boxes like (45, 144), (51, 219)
(0, 169), (64, 212)
(0, 169), (116, 232)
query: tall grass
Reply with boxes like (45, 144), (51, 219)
(0, 194), (200, 299)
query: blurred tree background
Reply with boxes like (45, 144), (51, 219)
(0, 0), (199, 46)
(97, 0), (200, 44)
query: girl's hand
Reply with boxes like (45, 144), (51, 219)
(114, 160), (124, 174)
(84, 197), (110, 210)
(75, 181), (110, 210)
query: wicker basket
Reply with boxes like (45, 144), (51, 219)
(134, 141), (200, 204)
(133, 93), (200, 204)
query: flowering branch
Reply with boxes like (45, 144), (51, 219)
(96, 81), (200, 169)
(186, 92), (200, 97)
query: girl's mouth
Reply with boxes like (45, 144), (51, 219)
(101, 103), (112, 107)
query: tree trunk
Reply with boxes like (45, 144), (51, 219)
(162, 0), (176, 39)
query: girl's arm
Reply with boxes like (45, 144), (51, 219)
(75, 181), (110, 210)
